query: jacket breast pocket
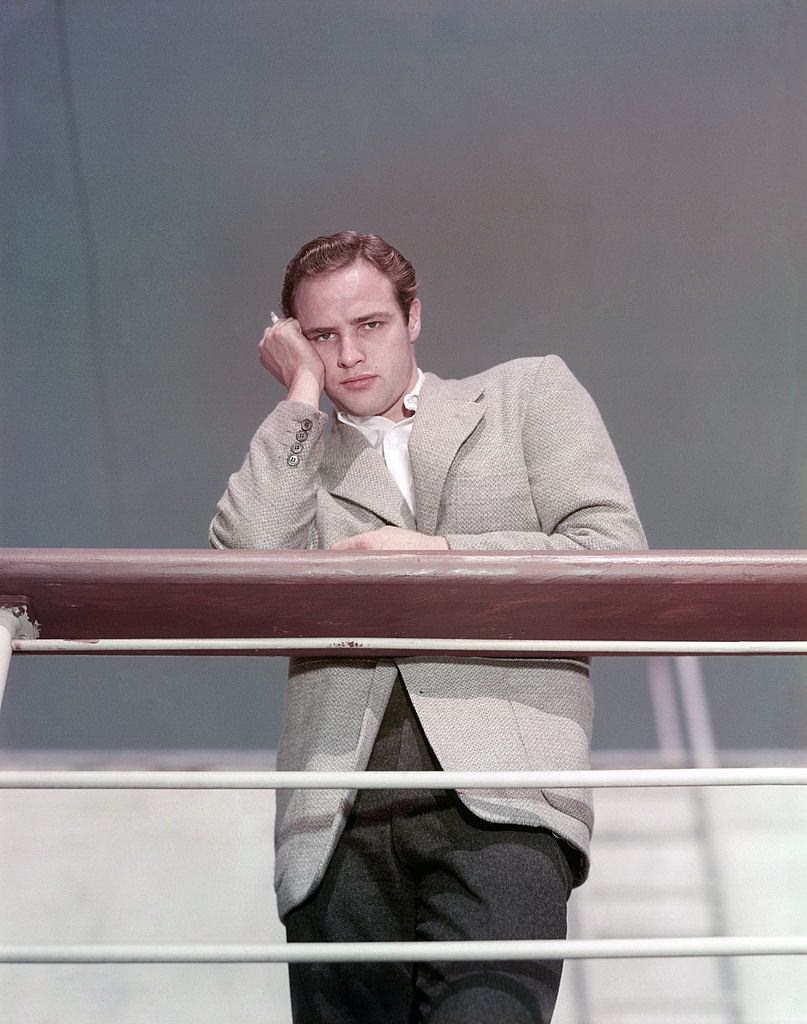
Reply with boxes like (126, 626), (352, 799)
(439, 468), (539, 533)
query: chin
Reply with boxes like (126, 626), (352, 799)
(337, 391), (382, 414)
(351, 402), (385, 418)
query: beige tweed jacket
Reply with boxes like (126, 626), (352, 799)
(210, 355), (647, 918)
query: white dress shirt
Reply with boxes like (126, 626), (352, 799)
(336, 369), (424, 515)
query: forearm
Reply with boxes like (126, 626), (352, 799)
(209, 400), (327, 550)
(286, 368), (323, 408)
(445, 516), (647, 552)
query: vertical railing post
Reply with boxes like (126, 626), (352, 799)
(0, 604), (37, 713)
(0, 608), (15, 713)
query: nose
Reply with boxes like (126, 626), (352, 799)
(337, 333), (364, 369)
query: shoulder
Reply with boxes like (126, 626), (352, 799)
(425, 355), (579, 402)
(477, 355), (573, 386)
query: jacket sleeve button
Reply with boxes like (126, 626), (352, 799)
(287, 453), (300, 467)
(301, 418), (313, 431)
(295, 430), (309, 442)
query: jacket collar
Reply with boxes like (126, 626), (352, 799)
(322, 419), (416, 529)
(409, 373), (485, 535)
(320, 372), (485, 534)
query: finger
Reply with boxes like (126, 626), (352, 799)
(260, 316), (288, 346)
(331, 536), (361, 550)
(263, 314), (288, 338)
(331, 534), (371, 551)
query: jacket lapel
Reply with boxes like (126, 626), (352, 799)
(323, 420), (416, 529)
(409, 374), (485, 535)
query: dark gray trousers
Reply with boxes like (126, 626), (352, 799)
(285, 676), (575, 1023)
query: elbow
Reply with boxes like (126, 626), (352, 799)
(208, 505), (253, 550)
(208, 520), (226, 549)
(564, 515), (648, 552)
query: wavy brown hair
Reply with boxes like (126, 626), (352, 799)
(281, 231), (418, 319)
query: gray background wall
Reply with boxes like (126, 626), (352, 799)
(1, 0), (805, 756)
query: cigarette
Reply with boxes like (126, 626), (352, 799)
(270, 311), (280, 325)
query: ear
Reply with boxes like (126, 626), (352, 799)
(407, 297), (422, 344)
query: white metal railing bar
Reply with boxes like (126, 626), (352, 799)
(12, 637), (807, 655)
(2, 937), (806, 964)
(1, 767), (806, 789)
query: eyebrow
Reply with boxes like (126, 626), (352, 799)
(305, 311), (394, 333)
(350, 311), (393, 324)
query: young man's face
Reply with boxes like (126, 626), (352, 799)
(294, 259), (421, 422)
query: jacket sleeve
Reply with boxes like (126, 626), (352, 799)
(209, 400), (328, 550)
(444, 355), (647, 552)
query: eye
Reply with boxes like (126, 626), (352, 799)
(362, 321), (381, 331)
(313, 331), (335, 343)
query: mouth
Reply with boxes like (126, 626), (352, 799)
(341, 375), (377, 389)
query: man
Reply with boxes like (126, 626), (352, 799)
(210, 231), (646, 1023)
